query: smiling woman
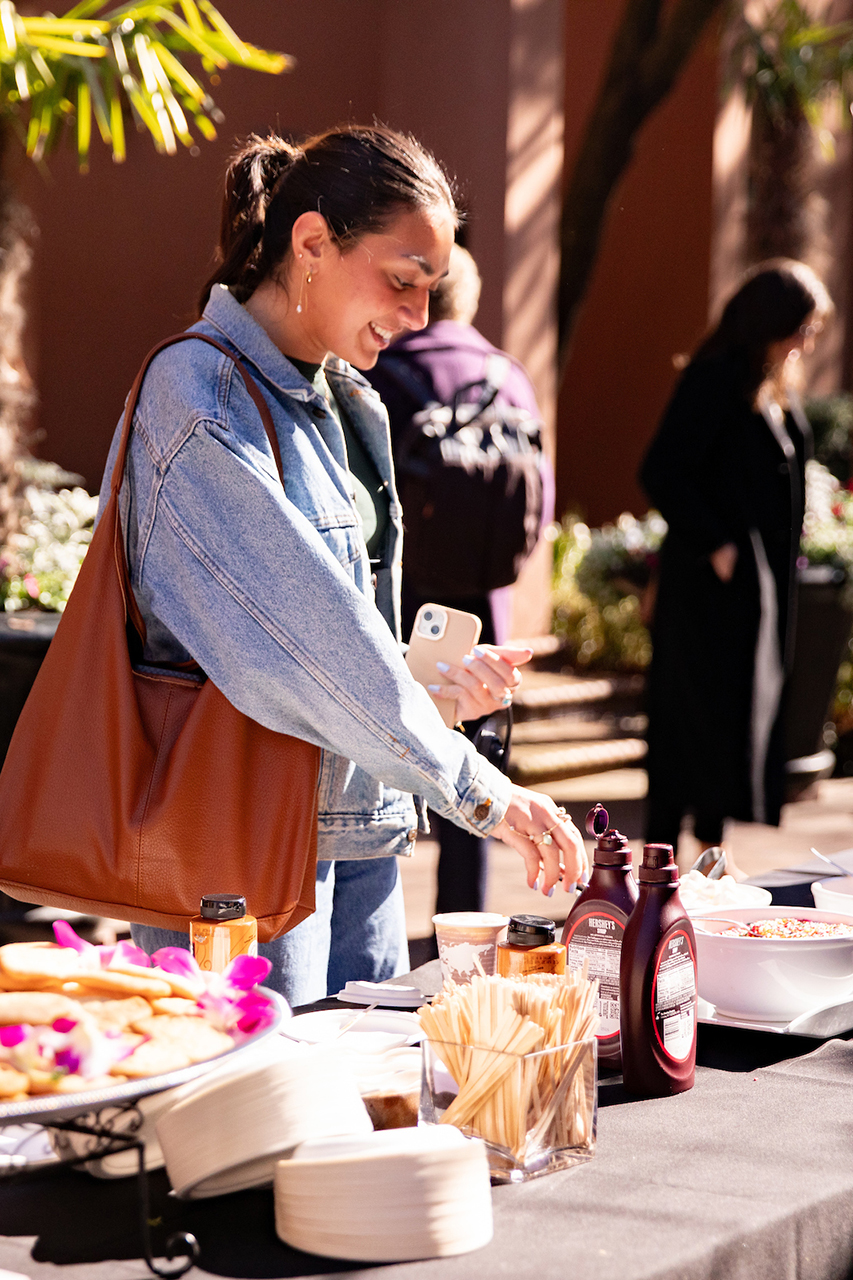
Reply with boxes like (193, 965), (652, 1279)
(95, 124), (587, 1006)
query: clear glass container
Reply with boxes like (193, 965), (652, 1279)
(420, 1036), (597, 1183)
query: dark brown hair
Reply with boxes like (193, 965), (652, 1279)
(199, 124), (457, 315)
(693, 259), (832, 403)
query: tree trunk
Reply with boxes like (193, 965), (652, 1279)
(558, 0), (726, 380)
(747, 92), (813, 264)
(0, 120), (36, 553)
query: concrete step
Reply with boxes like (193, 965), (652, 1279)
(505, 651), (648, 785)
(509, 735), (647, 786)
(513, 669), (645, 722)
(512, 713), (647, 745)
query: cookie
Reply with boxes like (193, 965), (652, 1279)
(113, 1038), (192, 1078)
(131, 1014), (233, 1063)
(0, 991), (85, 1026)
(71, 969), (172, 999)
(0, 943), (84, 991)
(0, 1064), (30, 1097)
(78, 996), (153, 1030)
(149, 997), (202, 1016)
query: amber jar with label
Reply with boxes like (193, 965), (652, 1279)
(496, 915), (566, 977)
(190, 894), (258, 975)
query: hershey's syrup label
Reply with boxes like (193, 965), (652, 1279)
(564, 907), (625, 1039)
(652, 927), (696, 1062)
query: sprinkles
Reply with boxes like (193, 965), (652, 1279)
(722, 918), (853, 940)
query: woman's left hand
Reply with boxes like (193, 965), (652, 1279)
(427, 644), (533, 723)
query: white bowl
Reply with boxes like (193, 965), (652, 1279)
(812, 876), (853, 914)
(693, 906), (853, 1022)
(678, 871), (772, 916)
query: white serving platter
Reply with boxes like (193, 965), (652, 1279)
(0, 987), (286, 1127)
(697, 994), (853, 1038)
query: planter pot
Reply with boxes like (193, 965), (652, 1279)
(784, 566), (853, 798)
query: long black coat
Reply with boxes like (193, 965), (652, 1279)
(640, 352), (810, 843)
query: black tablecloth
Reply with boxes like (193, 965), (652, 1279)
(3, 966), (853, 1280)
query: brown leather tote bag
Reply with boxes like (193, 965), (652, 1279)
(0, 333), (321, 942)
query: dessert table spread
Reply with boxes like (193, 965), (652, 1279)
(2, 960), (853, 1280)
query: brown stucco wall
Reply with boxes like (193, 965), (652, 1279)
(18, 0), (558, 495)
(556, 4), (719, 529)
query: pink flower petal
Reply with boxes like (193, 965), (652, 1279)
(110, 940), (151, 969)
(222, 954), (271, 991)
(0, 1025), (26, 1048)
(234, 993), (276, 1035)
(53, 920), (96, 955)
(54, 1047), (81, 1074)
(150, 947), (202, 979)
(52, 1018), (78, 1034)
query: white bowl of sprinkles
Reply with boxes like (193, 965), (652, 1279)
(693, 906), (853, 1022)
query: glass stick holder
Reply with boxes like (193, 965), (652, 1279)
(420, 1036), (597, 1183)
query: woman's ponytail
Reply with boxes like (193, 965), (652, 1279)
(198, 134), (299, 314)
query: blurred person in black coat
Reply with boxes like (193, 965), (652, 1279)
(640, 260), (832, 869)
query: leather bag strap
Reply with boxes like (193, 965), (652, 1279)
(110, 331), (286, 646)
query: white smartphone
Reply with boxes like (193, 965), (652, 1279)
(405, 604), (482, 728)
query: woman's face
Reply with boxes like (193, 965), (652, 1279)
(290, 204), (455, 368)
(766, 313), (822, 370)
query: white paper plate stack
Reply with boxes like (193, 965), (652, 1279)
(274, 1126), (493, 1261)
(50, 1032), (303, 1178)
(156, 1044), (372, 1198)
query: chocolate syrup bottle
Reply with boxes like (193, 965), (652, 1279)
(619, 843), (697, 1098)
(562, 804), (638, 1069)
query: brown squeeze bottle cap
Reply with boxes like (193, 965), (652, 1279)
(638, 843), (680, 884)
(506, 915), (557, 947)
(200, 894), (247, 921)
(585, 803), (633, 867)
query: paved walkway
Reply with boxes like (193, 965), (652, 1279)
(400, 770), (853, 940)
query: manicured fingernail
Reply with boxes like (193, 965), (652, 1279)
(566, 882), (577, 894)
(473, 646), (486, 657)
(462, 654), (475, 667)
(534, 873), (542, 892)
(427, 684), (442, 693)
(435, 661), (450, 673)
(547, 885), (555, 898)
(580, 871), (590, 887)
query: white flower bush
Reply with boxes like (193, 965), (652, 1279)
(801, 458), (853, 577)
(2, 484), (97, 612)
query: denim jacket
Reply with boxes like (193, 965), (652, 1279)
(98, 284), (513, 861)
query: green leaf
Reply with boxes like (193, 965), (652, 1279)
(0, 0), (291, 166)
(76, 75), (90, 170)
(104, 71), (125, 160)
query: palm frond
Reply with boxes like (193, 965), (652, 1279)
(0, 1), (292, 170)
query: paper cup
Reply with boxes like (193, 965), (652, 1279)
(432, 913), (509, 984)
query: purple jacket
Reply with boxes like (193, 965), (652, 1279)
(365, 320), (542, 444)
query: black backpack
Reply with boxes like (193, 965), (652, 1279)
(384, 352), (545, 598)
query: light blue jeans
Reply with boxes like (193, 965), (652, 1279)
(130, 857), (410, 1008)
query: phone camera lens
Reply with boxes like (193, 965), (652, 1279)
(430, 625), (440, 635)
(423, 611), (433, 621)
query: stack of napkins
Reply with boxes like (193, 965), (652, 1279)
(336, 979), (425, 1008)
(274, 1126), (493, 1261)
(156, 1044), (372, 1198)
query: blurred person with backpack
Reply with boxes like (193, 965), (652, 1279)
(366, 245), (553, 914)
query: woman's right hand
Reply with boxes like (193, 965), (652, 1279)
(491, 788), (588, 897)
(710, 542), (738, 582)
